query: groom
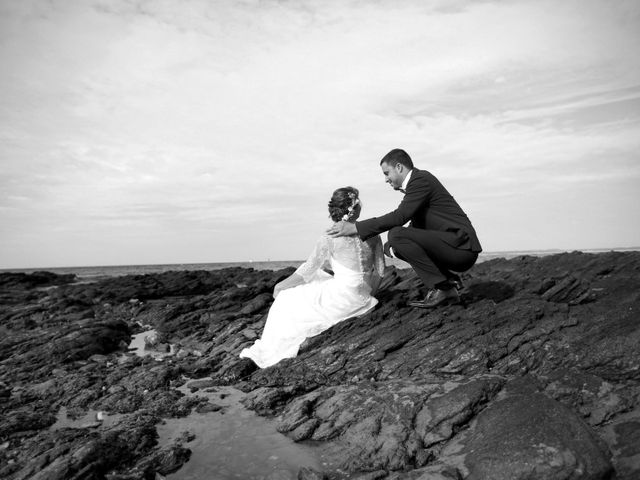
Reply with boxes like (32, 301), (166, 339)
(327, 148), (482, 308)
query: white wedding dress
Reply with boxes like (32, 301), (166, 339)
(239, 234), (385, 368)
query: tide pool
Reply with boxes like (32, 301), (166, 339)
(158, 384), (330, 479)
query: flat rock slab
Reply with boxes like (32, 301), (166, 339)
(269, 375), (505, 472)
(442, 392), (613, 480)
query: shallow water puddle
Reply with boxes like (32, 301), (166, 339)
(51, 406), (123, 430)
(124, 333), (329, 478)
(126, 329), (175, 359)
(158, 383), (326, 480)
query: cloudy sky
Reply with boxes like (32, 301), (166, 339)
(1, 0), (639, 268)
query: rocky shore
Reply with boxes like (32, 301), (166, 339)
(1, 251), (639, 479)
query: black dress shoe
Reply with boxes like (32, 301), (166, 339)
(408, 288), (460, 308)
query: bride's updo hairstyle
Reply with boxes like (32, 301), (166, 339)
(328, 186), (360, 222)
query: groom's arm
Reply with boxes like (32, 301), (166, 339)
(325, 211), (410, 239)
(327, 174), (432, 239)
(356, 175), (432, 240)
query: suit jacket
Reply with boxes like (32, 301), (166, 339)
(356, 168), (482, 252)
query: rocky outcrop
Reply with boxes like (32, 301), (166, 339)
(1, 252), (639, 479)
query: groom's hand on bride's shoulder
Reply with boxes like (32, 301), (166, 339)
(325, 221), (343, 237)
(326, 221), (357, 237)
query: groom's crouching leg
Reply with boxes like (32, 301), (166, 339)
(387, 226), (430, 262)
(387, 226), (449, 290)
(386, 226), (404, 247)
(386, 226), (412, 261)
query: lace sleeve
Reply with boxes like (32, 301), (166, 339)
(371, 235), (386, 278)
(295, 235), (331, 282)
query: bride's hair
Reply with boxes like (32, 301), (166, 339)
(328, 186), (360, 222)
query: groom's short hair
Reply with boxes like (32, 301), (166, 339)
(380, 149), (414, 169)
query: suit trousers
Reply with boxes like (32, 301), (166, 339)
(388, 226), (478, 289)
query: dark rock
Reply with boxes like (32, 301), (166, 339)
(2, 252), (639, 479)
(448, 392), (613, 480)
(0, 382), (11, 399)
(0, 271), (76, 292)
(539, 275), (595, 305)
(298, 467), (327, 480)
(194, 402), (223, 413)
(218, 357), (259, 384)
(275, 376), (504, 471)
(120, 442), (191, 478)
(239, 292), (273, 315)
(598, 410), (640, 480)
(415, 376), (505, 447)
(1, 407), (57, 437)
(185, 378), (217, 390)
(463, 279), (515, 303)
(387, 464), (459, 479)
(4, 413), (161, 480)
(243, 385), (303, 416)
(540, 369), (633, 425)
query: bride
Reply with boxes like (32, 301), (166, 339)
(240, 186), (385, 368)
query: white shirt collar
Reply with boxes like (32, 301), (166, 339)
(401, 169), (413, 192)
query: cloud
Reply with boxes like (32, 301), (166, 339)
(1, 0), (639, 267)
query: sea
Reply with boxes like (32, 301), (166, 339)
(2, 247), (638, 281)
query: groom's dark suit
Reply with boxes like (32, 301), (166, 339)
(355, 168), (481, 288)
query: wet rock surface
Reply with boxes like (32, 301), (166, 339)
(1, 252), (639, 479)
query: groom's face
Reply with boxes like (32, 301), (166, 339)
(381, 161), (405, 190)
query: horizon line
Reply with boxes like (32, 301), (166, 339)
(1, 246), (639, 272)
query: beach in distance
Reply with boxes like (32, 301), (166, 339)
(1, 249), (639, 479)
